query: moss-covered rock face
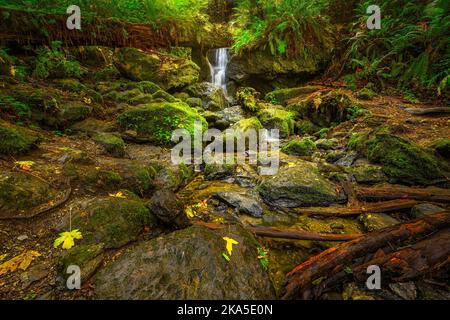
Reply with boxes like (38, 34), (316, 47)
(93, 133), (126, 157)
(236, 87), (261, 113)
(281, 138), (317, 156)
(58, 243), (105, 283)
(0, 171), (52, 212)
(231, 117), (263, 136)
(257, 107), (295, 138)
(257, 160), (347, 207)
(70, 196), (157, 249)
(296, 119), (320, 135)
(431, 138), (450, 160)
(113, 48), (200, 90)
(289, 90), (356, 127)
(0, 120), (39, 155)
(365, 133), (446, 185)
(67, 160), (156, 196)
(265, 86), (323, 105)
(118, 102), (207, 145)
(94, 224), (275, 299)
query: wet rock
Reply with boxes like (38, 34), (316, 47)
(358, 213), (399, 232)
(315, 138), (338, 150)
(70, 118), (116, 136)
(349, 164), (388, 184)
(214, 191), (263, 217)
(281, 138), (317, 156)
(410, 203), (444, 218)
(204, 163), (236, 180)
(185, 97), (203, 109)
(335, 151), (358, 167)
(342, 283), (376, 300)
(45, 101), (92, 127)
(296, 119), (320, 135)
(94, 224), (275, 299)
(113, 48), (200, 90)
(117, 102), (207, 145)
(69, 194), (157, 248)
(257, 161), (347, 208)
(185, 82), (229, 111)
(0, 120), (39, 155)
(389, 282), (417, 300)
(257, 107), (295, 138)
(57, 147), (92, 164)
(17, 235), (29, 241)
(220, 105), (245, 124)
(147, 189), (191, 229)
(0, 171), (53, 213)
(151, 162), (194, 191)
(93, 133), (126, 157)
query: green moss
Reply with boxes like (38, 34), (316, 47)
(296, 119), (320, 135)
(94, 66), (121, 81)
(55, 79), (86, 93)
(257, 108), (295, 138)
(357, 88), (377, 100)
(152, 90), (176, 102)
(317, 128), (330, 139)
(282, 138), (317, 156)
(265, 86), (322, 105)
(58, 243), (104, 281)
(118, 102), (207, 145)
(0, 121), (39, 155)
(71, 197), (157, 249)
(204, 163), (236, 180)
(346, 104), (370, 120)
(367, 133), (445, 185)
(236, 87), (260, 113)
(431, 138), (450, 159)
(0, 172), (52, 211)
(348, 132), (365, 150)
(93, 133), (126, 157)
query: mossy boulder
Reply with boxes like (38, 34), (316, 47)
(358, 213), (399, 232)
(281, 138), (317, 156)
(94, 224), (275, 299)
(231, 117), (263, 139)
(113, 48), (200, 90)
(353, 130), (448, 185)
(93, 133), (126, 157)
(348, 164), (388, 184)
(257, 107), (295, 138)
(70, 195), (157, 249)
(289, 90), (355, 127)
(265, 86), (323, 105)
(47, 101), (92, 127)
(118, 102), (207, 145)
(58, 243), (105, 283)
(0, 121), (39, 155)
(0, 171), (52, 214)
(204, 163), (236, 180)
(431, 138), (450, 160)
(296, 119), (320, 135)
(257, 160), (347, 207)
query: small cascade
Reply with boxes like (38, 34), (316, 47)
(209, 48), (230, 94)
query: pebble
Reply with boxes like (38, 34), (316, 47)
(17, 235), (29, 241)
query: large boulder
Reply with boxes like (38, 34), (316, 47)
(113, 48), (200, 90)
(94, 224), (275, 299)
(0, 171), (52, 215)
(69, 195), (157, 249)
(147, 190), (191, 229)
(117, 102), (207, 145)
(257, 160), (347, 207)
(257, 107), (295, 138)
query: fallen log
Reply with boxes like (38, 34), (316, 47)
(281, 211), (450, 300)
(292, 199), (419, 217)
(321, 229), (450, 293)
(192, 221), (360, 242)
(405, 107), (450, 115)
(356, 185), (450, 203)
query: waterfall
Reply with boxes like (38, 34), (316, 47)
(210, 48), (230, 94)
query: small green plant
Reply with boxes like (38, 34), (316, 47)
(33, 41), (82, 79)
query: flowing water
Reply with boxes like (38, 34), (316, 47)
(209, 48), (230, 94)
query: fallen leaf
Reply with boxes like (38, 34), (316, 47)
(0, 250), (41, 276)
(54, 229), (83, 250)
(14, 161), (35, 171)
(223, 237), (238, 256)
(109, 192), (126, 199)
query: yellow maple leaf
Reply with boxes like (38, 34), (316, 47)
(109, 192), (126, 199)
(83, 97), (92, 105)
(185, 207), (195, 219)
(54, 229), (83, 250)
(223, 237), (238, 256)
(0, 250), (41, 276)
(15, 161), (35, 171)
(10, 65), (16, 77)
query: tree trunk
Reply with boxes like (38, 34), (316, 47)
(356, 186), (450, 203)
